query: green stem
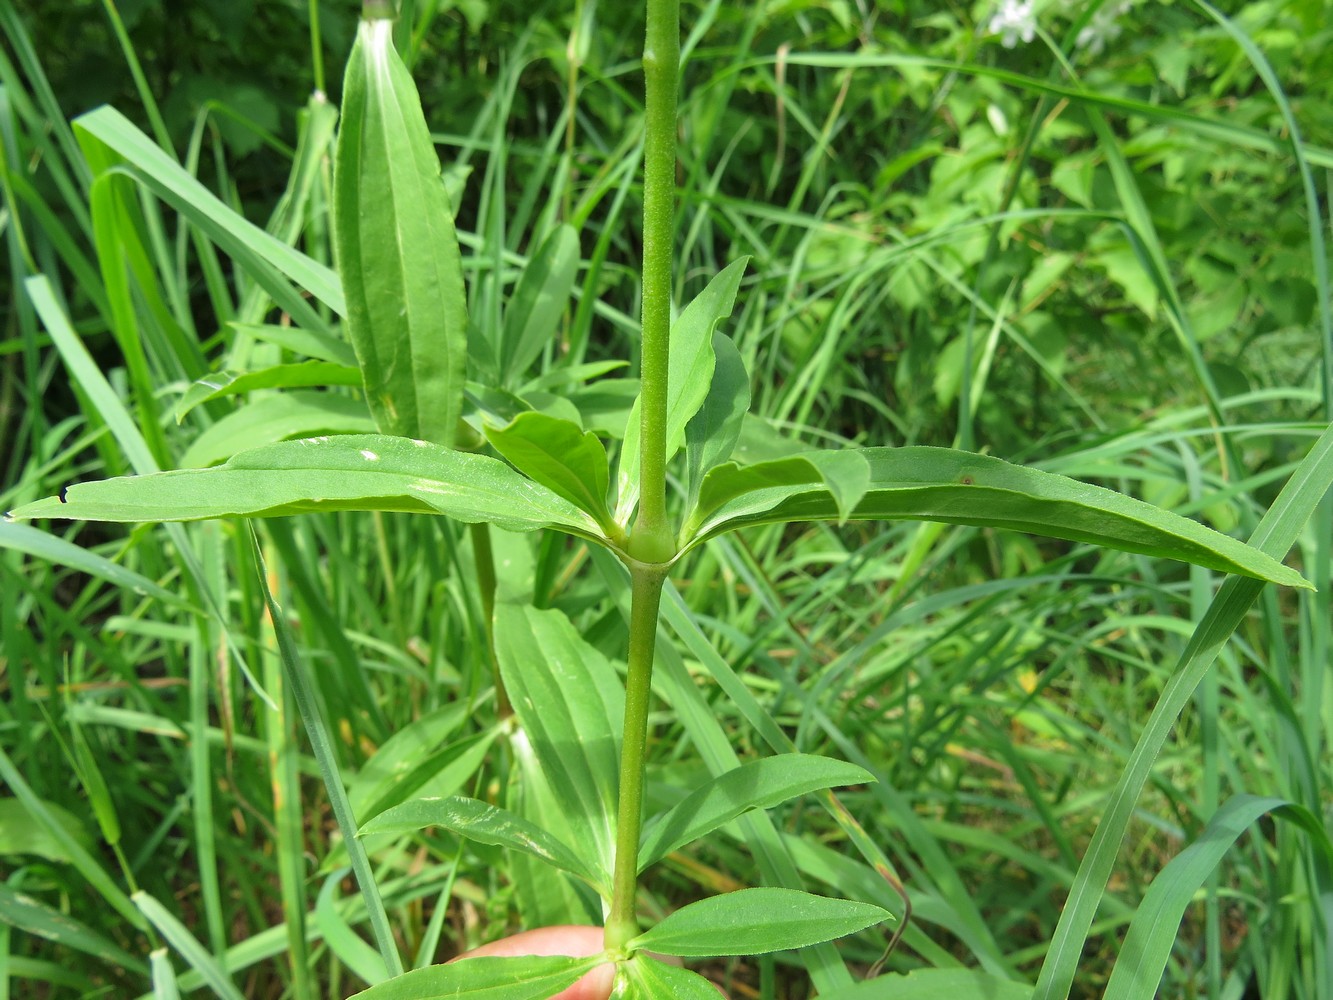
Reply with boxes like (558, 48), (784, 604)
(605, 562), (668, 952)
(629, 0), (681, 564)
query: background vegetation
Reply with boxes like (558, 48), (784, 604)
(2, 0), (1330, 997)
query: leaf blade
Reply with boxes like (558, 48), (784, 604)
(360, 795), (608, 893)
(8, 434), (606, 543)
(630, 887), (890, 957)
(685, 447), (1308, 589)
(334, 16), (468, 445)
(638, 755), (873, 871)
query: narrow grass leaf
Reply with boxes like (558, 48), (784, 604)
(684, 331), (750, 512)
(334, 15), (468, 445)
(630, 887), (890, 957)
(0, 884), (146, 975)
(73, 107), (341, 323)
(232, 322), (358, 367)
(0, 521), (189, 609)
(179, 392), (375, 467)
(617, 258), (749, 520)
(10, 434), (607, 545)
(624, 955), (723, 999)
(485, 411), (616, 533)
(500, 224), (580, 385)
(1035, 421), (1333, 1000)
(0, 747), (143, 931)
(684, 447), (1308, 588)
(132, 891), (243, 1000)
(148, 949), (182, 1000)
(250, 531), (403, 977)
(639, 755), (874, 871)
(494, 603), (624, 887)
(1104, 795), (1333, 1000)
(361, 795), (608, 893)
(317, 869), (389, 988)
(174, 363), (363, 422)
(348, 955), (599, 1000)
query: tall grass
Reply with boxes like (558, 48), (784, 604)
(2, 0), (1330, 996)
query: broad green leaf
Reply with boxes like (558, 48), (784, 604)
(335, 15), (468, 446)
(494, 603), (624, 885)
(316, 869), (389, 987)
(1104, 795), (1333, 1000)
(630, 887), (890, 957)
(638, 755), (873, 871)
(180, 392), (376, 468)
(0, 884), (146, 975)
(232, 322), (358, 367)
(683, 447), (1309, 589)
(0, 521), (190, 609)
(804, 450), (872, 526)
(617, 258), (749, 521)
(9, 434), (607, 545)
(485, 412), (616, 534)
(175, 362), (362, 422)
(623, 955), (722, 999)
(360, 795), (608, 893)
(684, 331), (750, 512)
(836, 969), (1033, 999)
(500, 224), (580, 385)
(349, 955), (599, 1000)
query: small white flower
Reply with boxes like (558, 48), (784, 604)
(1076, 1), (1133, 55)
(988, 0), (1038, 48)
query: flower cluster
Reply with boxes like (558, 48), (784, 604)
(986, 0), (1137, 52)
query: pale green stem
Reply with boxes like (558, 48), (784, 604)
(628, 0), (681, 564)
(605, 563), (668, 952)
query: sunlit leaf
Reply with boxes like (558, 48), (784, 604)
(683, 447), (1309, 589)
(335, 15), (468, 445)
(10, 434), (607, 545)
(617, 258), (748, 521)
(348, 955), (599, 1000)
(630, 887), (890, 957)
(486, 411), (616, 533)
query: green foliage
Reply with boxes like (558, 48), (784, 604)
(2, 0), (1330, 997)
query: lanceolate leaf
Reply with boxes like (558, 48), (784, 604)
(639, 755), (874, 871)
(500, 225), (581, 385)
(175, 362), (362, 422)
(617, 258), (749, 521)
(359, 795), (609, 893)
(1103, 795), (1333, 1000)
(623, 956), (724, 999)
(682, 447), (1309, 589)
(179, 393), (376, 468)
(8, 435), (607, 545)
(684, 331), (750, 512)
(348, 955), (600, 1000)
(485, 412), (616, 534)
(494, 603), (624, 886)
(335, 14), (468, 446)
(629, 887), (890, 957)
